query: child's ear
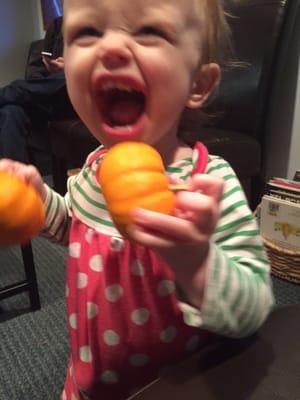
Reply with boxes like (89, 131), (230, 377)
(186, 63), (221, 109)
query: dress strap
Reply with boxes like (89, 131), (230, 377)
(191, 142), (208, 175)
(86, 147), (107, 167)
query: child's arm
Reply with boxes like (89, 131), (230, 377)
(41, 184), (71, 244)
(130, 160), (274, 338)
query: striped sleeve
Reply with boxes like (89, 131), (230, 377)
(181, 156), (274, 338)
(41, 183), (72, 244)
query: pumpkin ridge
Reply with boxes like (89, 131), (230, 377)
(108, 191), (175, 225)
(102, 172), (169, 201)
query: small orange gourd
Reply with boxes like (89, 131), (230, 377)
(0, 171), (45, 246)
(99, 142), (175, 236)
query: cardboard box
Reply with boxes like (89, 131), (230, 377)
(260, 195), (300, 251)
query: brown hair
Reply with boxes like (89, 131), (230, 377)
(195, 0), (233, 66)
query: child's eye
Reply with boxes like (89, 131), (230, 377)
(74, 27), (102, 39)
(67, 26), (103, 46)
(67, 26), (103, 44)
(137, 26), (168, 39)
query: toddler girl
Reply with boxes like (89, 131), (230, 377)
(0, 0), (274, 398)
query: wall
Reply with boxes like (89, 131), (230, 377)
(287, 60), (300, 179)
(0, 0), (44, 86)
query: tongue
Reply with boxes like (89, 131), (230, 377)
(110, 98), (143, 126)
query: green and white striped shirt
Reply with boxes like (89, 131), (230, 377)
(43, 146), (274, 338)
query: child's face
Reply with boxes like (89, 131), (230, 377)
(63, 0), (218, 151)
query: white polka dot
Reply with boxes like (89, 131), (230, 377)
(61, 390), (67, 400)
(69, 313), (77, 329)
(103, 330), (120, 346)
(101, 370), (119, 384)
(157, 280), (175, 296)
(79, 346), (93, 363)
(131, 260), (145, 276)
(105, 284), (123, 302)
(71, 394), (77, 400)
(129, 353), (149, 367)
(160, 326), (177, 343)
(85, 228), (94, 243)
(89, 254), (103, 272)
(69, 242), (81, 258)
(185, 335), (201, 352)
(77, 273), (88, 289)
(87, 302), (99, 319)
(110, 237), (124, 252)
(66, 285), (69, 297)
(131, 308), (150, 325)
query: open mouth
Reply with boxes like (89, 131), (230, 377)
(98, 80), (146, 133)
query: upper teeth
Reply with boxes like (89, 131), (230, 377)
(102, 81), (133, 92)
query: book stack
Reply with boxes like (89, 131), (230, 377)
(260, 174), (300, 252)
(294, 169), (300, 182)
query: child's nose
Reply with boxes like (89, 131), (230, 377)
(98, 33), (132, 70)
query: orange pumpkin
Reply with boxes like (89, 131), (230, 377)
(99, 142), (175, 236)
(0, 172), (45, 246)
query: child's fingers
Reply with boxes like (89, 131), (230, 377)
(130, 208), (205, 244)
(16, 165), (45, 198)
(172, 174), (223, 232)
(129, 175), (224, 246)
(0, 160), (37, 183)
(188, 174), (224, 202)
(0, 159), (44, 197)
(0, 158), (19, 174)
(128, 224), (178, 249)
(174, 191), (219, 234)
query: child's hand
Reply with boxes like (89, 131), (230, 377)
(128, 174), (224, 307)
(0, 159), (47, 202)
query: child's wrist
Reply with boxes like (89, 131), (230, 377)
(173, 243), (210, 308)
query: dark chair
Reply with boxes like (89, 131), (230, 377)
(0, 243), (41, 311)
(49, 118), (98, 194)
(30, 0), (300, 207)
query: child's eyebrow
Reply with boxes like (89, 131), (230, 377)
(137, 15), (182, 36)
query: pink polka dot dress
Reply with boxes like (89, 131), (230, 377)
(59, 143), (211, 400)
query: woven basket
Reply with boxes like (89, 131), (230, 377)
(263, 237), (300, 284)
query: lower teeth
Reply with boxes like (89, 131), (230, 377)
(115, 125), (132, 131)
